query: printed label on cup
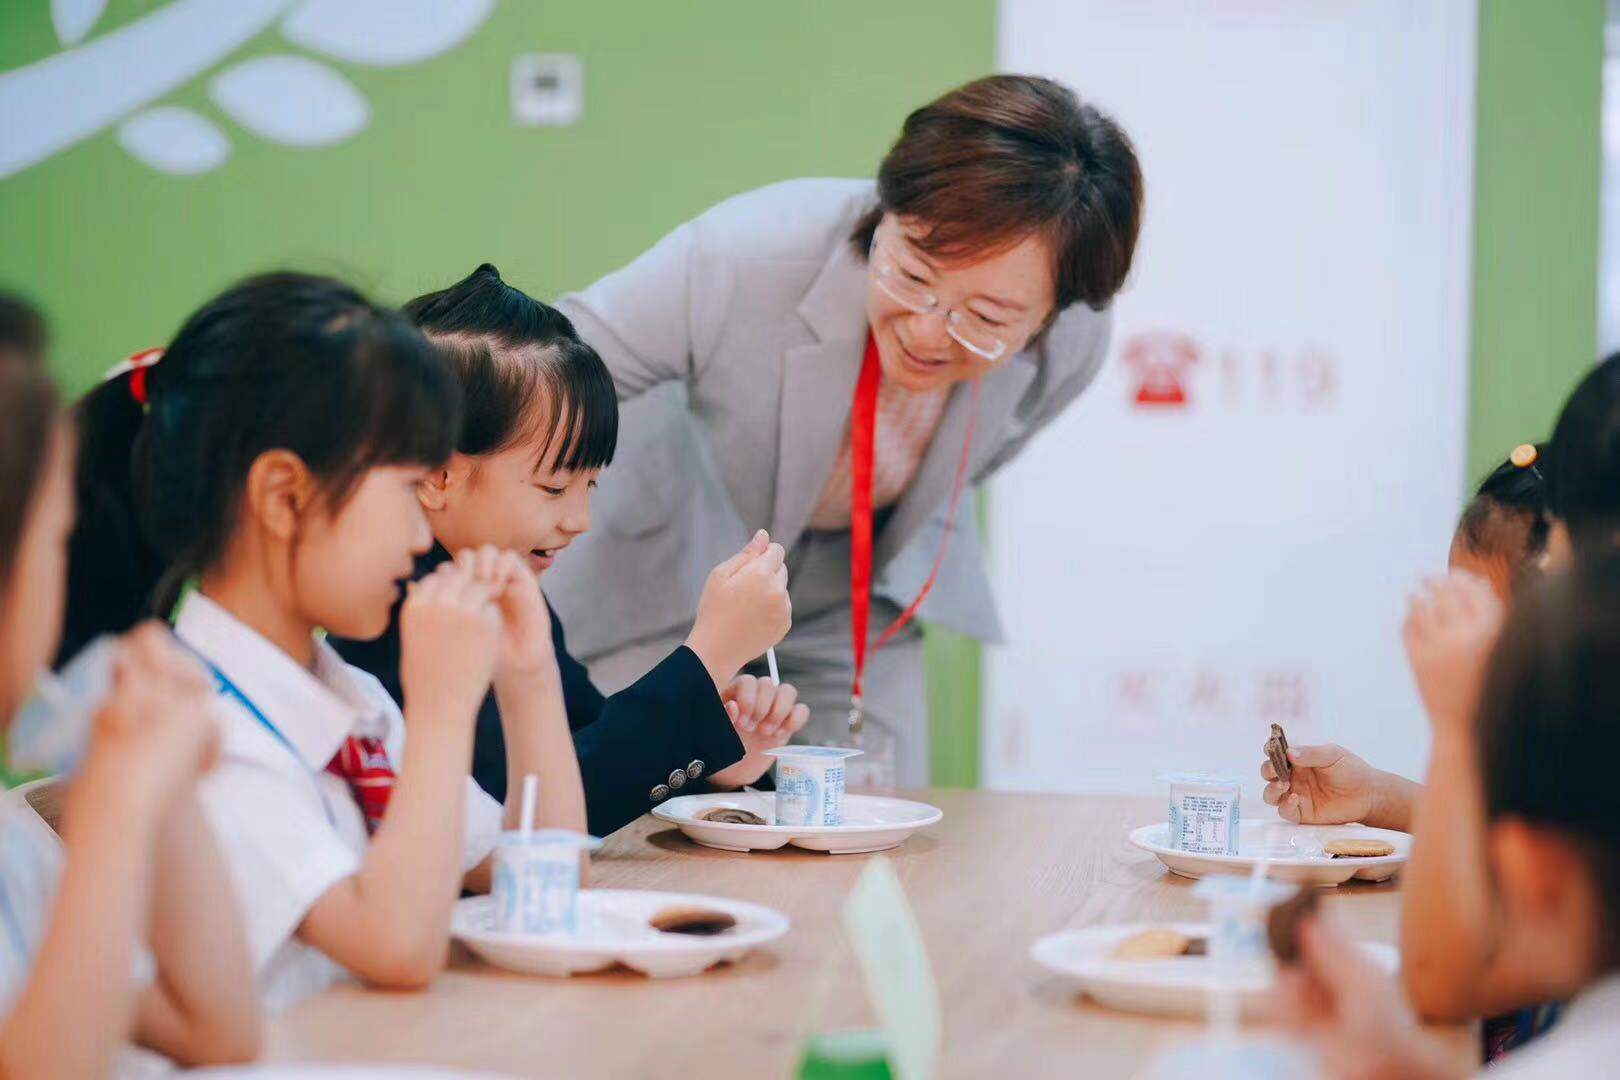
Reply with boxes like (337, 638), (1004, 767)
(492, 829), (599, 936)
(1164, 774), (1241, 856)
(767, 746), (863, 827)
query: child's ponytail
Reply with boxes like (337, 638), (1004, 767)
(57, 355), (170, 662)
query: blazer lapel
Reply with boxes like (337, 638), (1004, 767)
(768, 241), (871, 544)
(873, 353), (1037, 569)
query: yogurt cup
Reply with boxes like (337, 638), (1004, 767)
(492, 829), (601, 936)
(765, 746), (864, 827)
(1163, 774), (1241, 856)
(1195, 876), (1298, 980)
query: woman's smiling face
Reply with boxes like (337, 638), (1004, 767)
(865, 215), (1056, 393)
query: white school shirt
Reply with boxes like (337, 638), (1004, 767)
(1482, 975), (1620, 1078)
(0, 789), (168, 1077)
(177, 593), (503, 1010)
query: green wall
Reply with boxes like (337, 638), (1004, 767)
(1467, 0), (1604, 481)
(0, 0), (994, 786)
(1, 0), (994, 391)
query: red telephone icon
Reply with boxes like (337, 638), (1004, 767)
(1124, 332), (1200, 408)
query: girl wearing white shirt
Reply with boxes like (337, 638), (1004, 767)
(0, 362), (259, 1076)
(62, 273), (585, 1008)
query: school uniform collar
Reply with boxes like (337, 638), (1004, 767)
(174, 591), (387, 771)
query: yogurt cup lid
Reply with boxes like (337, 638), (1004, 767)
(1158, 772), (1241, 788)
(1195, 876), (1297, 905)
(765, 745), (865, 761)
(498, 828), (602, 850)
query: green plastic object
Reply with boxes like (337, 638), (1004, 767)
(796, 1030), (894, 1079)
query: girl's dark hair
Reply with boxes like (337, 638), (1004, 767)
(1455, 444), (1551, 569)
(0, 364), (60, 589)
(1547, 352), (1620, 554)
(850, 74), (1143, 313)
(1477, 555), (1620, 970)
(58, 272), (460, 662)
(404, 263), (617, 472)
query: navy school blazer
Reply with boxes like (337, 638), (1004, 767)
(331, 546), (747, 837)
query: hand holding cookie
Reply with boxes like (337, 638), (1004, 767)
(1271, 914), (1456, 1080)
(1261, 742), (1382, 826)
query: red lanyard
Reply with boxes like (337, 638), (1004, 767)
(847, 332), (981, 733)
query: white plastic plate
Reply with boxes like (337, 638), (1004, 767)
(1129, 820), (1411, 886)
(1031, 922), (1398, 1020)
(651, 791), (942, 854)
(451, 889), (788, 978)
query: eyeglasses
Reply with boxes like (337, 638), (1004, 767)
(868, 228), (1012, 363)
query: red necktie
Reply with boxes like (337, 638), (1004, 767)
(325, 736), (396, 834)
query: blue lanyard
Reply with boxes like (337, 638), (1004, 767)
(202, 661), (297, 758)
(175, 637), (342, 826)
(173, 637), (299, 757)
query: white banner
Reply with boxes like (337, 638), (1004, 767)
(986, 0), (1477, 801)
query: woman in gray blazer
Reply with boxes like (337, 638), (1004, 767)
(547, 75), (1143, 787)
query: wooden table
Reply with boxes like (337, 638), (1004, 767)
(265, 791), (1461, 1078)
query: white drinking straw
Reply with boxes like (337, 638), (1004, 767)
(766, 647), (781, 686)
(519, 773), (539, 844)
(1248, 826), (1276, 895)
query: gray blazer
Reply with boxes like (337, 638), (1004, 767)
(546, 178), (1112, 657)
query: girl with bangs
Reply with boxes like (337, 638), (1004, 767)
(63, 272), (585, 1008)
(335, 265), (801, 837)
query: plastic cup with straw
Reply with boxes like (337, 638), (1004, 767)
(1156, 826), (1311, 1078)
(1195, 824), (1293, 1033)
(493, 773), (600, 935)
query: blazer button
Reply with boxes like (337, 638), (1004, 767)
(686, 760), (704, 780)
(668, 769), (687, 790)
(650, 784), (671, 802)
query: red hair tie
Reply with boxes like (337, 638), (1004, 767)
(107, 348), (164, 406)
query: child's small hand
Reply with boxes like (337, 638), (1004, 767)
(1272, 915), (1455, 1080)
(708, 675), (811, 788)
(1402, 571), (1504, 734)
(399, 560), (502, 723)
(685, 531), (793, 688)
(455, 545), (555, 685)
(1262, 743), (1381, 826)
(84, 623), (218, 806)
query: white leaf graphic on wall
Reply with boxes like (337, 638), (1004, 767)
(0, 0), (496, 179)
(211, 55), (368, 147)
(282, 0), (497, 67)
(51, 0), (109, 46)
(117, 105), (230, 174)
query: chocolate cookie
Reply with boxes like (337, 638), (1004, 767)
(1265, 723), (1292, 784)
(697, 807), (768, 826)
(649, 906), (737, 936)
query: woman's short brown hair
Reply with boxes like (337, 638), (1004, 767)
(851, 74), (1143, 313)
